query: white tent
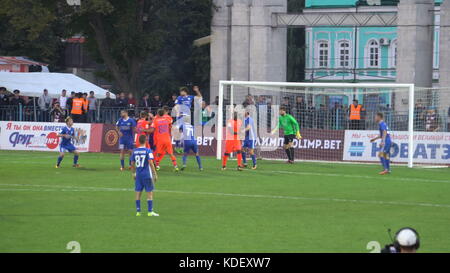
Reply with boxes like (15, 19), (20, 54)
(0, 72), (115, 99)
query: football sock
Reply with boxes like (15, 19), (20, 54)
(237, 153), (243, 167)
(147, 200), (153, 212)
(285, 148), (291, 161)
(385, 158), (390, 171)
(136, 200), (141, 212)
(242, 152), (247, 164)
(289, 148), (295, 161)
(196, 156), (202, 169)
(182, 155), (187, 166)
(57, 156), (63, 166)
(380, 157), (386, 169)
(120, 159), (125, 168)
(170, 155), (177, 167)
(251, 154), (257, 166)
(74, 155), (79, 165)
(222, 154), (229, 167)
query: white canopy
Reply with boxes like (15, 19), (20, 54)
(0, 72), (115, 99)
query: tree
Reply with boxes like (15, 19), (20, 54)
(0, 0), (212, 97)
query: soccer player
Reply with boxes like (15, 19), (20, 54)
(130, 135), (159, 217)
(271, 106), (301, 164)
(56, 117), (80, 168)
(222, 112), (244, 171)
(135, 111), (151, 148)
(178, 115), (203, 171)
(151, 109), (179, 171)
(173, 86), (202, 153)
(242, 111), (257, 169)
(116, 110), (136, 171)
(370, 112), (392, 175)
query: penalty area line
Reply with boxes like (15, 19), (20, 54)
(1, 183), (450, 209)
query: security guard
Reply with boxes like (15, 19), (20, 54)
(349, 99), (364, 130)
(70, 93), (84, 123)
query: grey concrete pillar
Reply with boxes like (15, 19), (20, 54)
(439, 0), (450, 112)
(210, 0), (231, 103)
(396, 0), (434, 111)
(230, 0), (251, 103)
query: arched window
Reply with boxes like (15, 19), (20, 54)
(337, 40), (351, 68)
(367, 40), (380, 68)
(390, 40), (397, 68)
(316, 40), (329, 68)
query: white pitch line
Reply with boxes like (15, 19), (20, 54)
(258, 170), (450, 184)
(1, 183), (450, 209)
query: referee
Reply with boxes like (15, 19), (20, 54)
(271, 106), (301, 163)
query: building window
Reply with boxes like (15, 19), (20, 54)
(338, 40), (351, 68)
(390, 40), (397, 68)
(367, 40), (380, 68)
(316, 41), (329, 68)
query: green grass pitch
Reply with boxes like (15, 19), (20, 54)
(0, 150), (449, 253)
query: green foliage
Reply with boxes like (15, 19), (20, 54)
(0, 0), (212, 97)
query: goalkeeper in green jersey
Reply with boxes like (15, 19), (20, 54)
(271, 106), (301, 163)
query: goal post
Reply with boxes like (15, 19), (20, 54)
(216, 80), (425, 167)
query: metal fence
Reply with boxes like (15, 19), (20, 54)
(1, 105), (448, 132)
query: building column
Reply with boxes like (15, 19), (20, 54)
(210, 0), (231, 103)
(439, 0), (450, 112)
(396, 0), (434, 111)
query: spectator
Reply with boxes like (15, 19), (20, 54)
(50, 101), (65, 122)
(151, 94), (163, 109)
(66, 91), (76, 114)
(306, 102), (315, 128)
(10, 90), (25, 106)
(425, 108), (441, 132)
(414, 102), (426, 131)
(448, 106), (450, 132)
(292, 96), (306, 127)
(0, 87), (9, 105)
(23, 96), (34, 121)
(139, 93), (151, 108)
(38, 89), (52, 122)
(82, 92), (89, 123)
(88, 91), (97, 123)
(58, 89), (68, 113)
(127, 93), (137, 108)
(242, 95), (255, 108)
(100, 91), (115, 124)
(166, 94), (177, 108)
(281, 97), (291, 114)
(115, 92), (128, 107)
(102, 91), (115, 107)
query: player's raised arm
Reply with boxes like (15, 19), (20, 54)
(193, 85), (202, 98)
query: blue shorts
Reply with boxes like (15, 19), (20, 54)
(382, 138), (392, 154)
(135, 177), (154, 192)
(60, 143), (76, 153)
(243, 139), (256, 149)
(119, 137), (134, 150)
(183, 140), (198, 154)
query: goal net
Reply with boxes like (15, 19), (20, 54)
(216, 81), (450, 168)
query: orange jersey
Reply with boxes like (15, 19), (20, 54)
(135, 118), (150, 147)
(225, 119), (243, 140)
(151, 116), (171, 143)
(162, 114), (173, 124)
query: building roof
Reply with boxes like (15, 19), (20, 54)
(0, 56), (48, 67)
